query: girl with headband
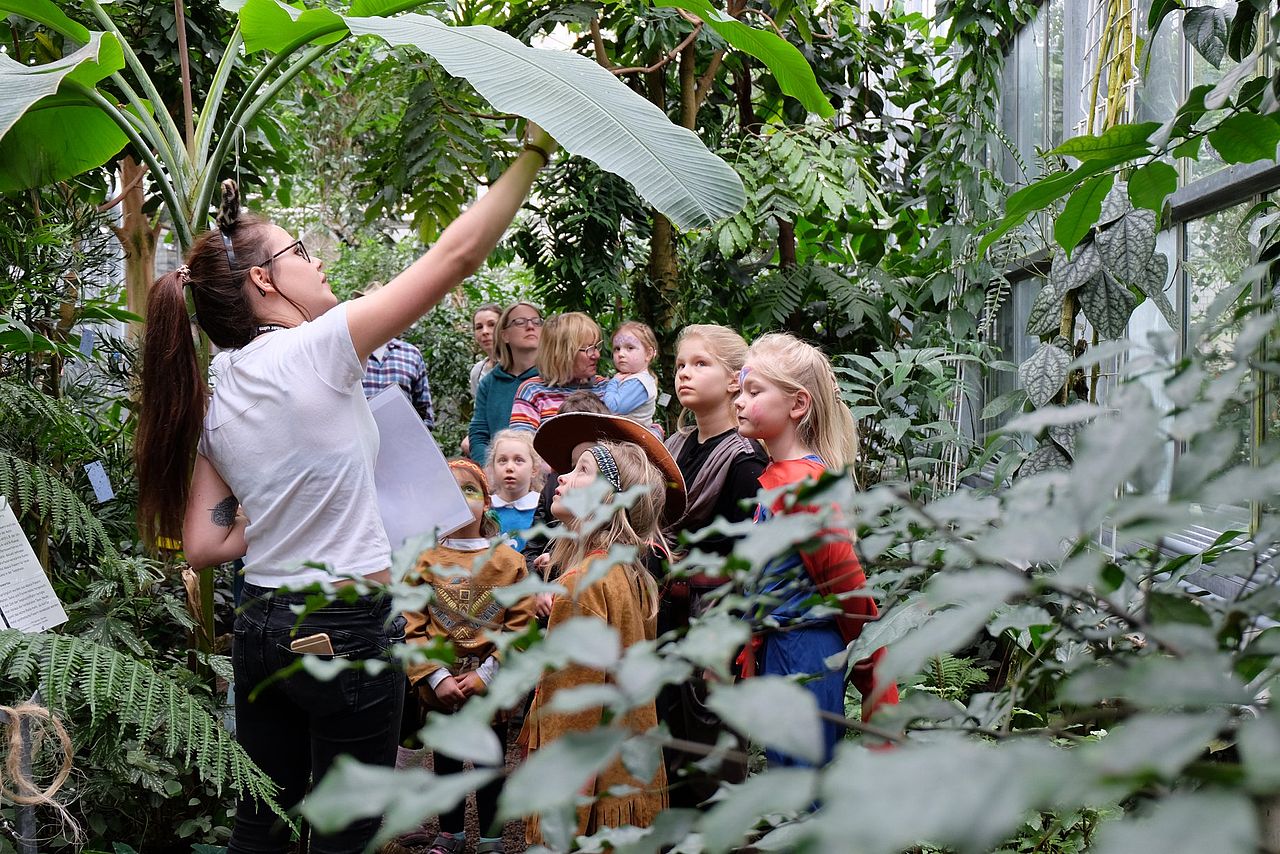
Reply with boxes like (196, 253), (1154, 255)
(520, 417), (686, 843)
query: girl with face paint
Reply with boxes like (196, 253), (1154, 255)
(399, 459), (536, 854)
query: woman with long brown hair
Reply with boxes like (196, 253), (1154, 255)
(135, 128), (556, 853)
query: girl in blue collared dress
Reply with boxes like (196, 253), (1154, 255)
(487, 429), (544, 550)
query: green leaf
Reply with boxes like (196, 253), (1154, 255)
(1183, 6), (1230, 68)
(1096, 208), (1157, 283)
(701, 770), (818, 853)
(1208, 111), (1280, 164)
(1091, 792), (1258, 854)
(0, 0), (92, 41)
(1026, 275), (1070, 338)
(235, 0), (348, 52)
(1019, 440), (1071, 477)
(417, 711), (505, 766)
(1049, 122), (1160, 161)
(497, 729), (627, 819)
(834, 599), (930, 672)
(706, 677), (824, 764)
(1238, 709), (1280, 790)
(1079, 712), (1227, 779)
(343, 12), (746, 229)
(1128, 161), (1178, 213)
(653, 0), (832, 118)
(1018, 343), (1070, 408)
(1147, 591), (1213, 627)
(0, 33), (127, 192)
(304, 757), (498, 843)
(1055, 173), (1114, 255)
(1078, 272), (1138, 340)
(1148, 0), (1184, 34)
(1061, 655), (1253, 708)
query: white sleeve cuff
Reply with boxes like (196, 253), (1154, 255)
(426, 669), (450, 690)
(477, 656), (499, 685)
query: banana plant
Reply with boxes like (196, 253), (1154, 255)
(0, 0), (852, 251)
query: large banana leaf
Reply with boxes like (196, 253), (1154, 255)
(0, 33), (127, 191)
(651, 0), (833, 119)
(0, 0), (90, 42)
(229, 0), (745, 229)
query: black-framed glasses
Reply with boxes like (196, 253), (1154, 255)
(578, 342), (603, 355)
(504, 316), (544, 329)
(263, 239), (310, 266)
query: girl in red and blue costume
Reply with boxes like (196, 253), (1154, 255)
(736, 333), (898, 766)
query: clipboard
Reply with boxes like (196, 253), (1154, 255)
(368, 385), (474, 549)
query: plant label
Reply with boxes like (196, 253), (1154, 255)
(84, 460), (115, 503)
(78, 326), (95, 357)
(0, 498), (68, 632)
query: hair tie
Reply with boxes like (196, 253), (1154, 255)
(176, 265), (191, 285)
(588, 445), (622, 492)
(448, 458), (491, 496)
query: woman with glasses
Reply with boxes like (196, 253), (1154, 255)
(135, 127), (557, 854)
(508, 312), (607, 433)
(468, 300), (544, 463)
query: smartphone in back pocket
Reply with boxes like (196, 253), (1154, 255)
(289, 632), (334, 655)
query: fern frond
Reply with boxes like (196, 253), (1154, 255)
(0, 630), (281, 816)
(0, 449), (118, 559)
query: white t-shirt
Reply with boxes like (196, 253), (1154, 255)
(198, 304), (390, 587)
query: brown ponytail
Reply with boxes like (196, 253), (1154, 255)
(135, 180), (273, 547)
(135, 271), (206, 547)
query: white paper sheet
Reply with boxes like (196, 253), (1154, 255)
(0, 498), (68, 632)
(368, 385), (473, 549)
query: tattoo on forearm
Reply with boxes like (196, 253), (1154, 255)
(210, 496), (238, 528)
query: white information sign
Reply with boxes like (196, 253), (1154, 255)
(0, 498), (67, 632)
(368, 385), (473, 549)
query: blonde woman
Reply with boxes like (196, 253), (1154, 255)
(508, 312), (606, 432)
(469, 300), (543, 463)
(522, 414), (686, 842)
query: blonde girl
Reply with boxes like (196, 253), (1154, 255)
(522, 418), (686, 843)
(486, 429), (544, 550)
(659, 324), (766, 808)
(508, 312), (606, 432)
(602, 320), (660, 426)
(735, 332), (897, 767)
(401, 458), (535, 854)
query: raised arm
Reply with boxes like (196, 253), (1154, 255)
(183, 454), (248, 569)
(346, 128), (556, 361)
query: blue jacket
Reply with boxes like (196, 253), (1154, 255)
(469, 364), (539, 464)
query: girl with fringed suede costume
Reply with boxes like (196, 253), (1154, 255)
(398, 459), (535, 854)
(520, 417), (687, 843)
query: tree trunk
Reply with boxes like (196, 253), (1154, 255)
(643, 67), (680, 334)
(117, 157), (157, 338)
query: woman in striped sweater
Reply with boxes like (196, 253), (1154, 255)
(508, 312), (607, 432)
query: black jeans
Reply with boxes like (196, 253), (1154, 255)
(229, 583), (406, 854)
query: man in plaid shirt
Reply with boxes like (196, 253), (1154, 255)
(354, 283), (434, 428)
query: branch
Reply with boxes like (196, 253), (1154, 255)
(612, 22), (704, 76)
(98, 163), (149, 213)
(693, 49), (725, 111)
(816, 709), (905, 744)
(590, 15), (614, 70)
(740, 7), (784, 35)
